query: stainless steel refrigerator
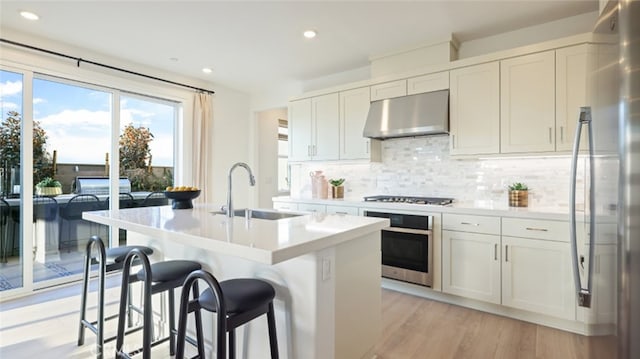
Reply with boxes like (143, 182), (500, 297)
(569, 1), (640, 358)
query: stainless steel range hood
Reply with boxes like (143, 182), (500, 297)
(363, 89), (449, 139)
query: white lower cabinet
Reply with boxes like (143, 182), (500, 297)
(443, 214), (576, 321)
(297, 203), (326, 213)
(442, 230), (501, 304)
(501, 236), (575, 320)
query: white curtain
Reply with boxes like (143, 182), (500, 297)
(192, 92), (213, 203)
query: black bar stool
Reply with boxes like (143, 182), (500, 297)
(115, 249), (202, 359)
(175, 269), (279, 359)
(77, 236), (154, 359)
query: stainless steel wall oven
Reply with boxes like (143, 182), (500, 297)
(365, 211), (433, 287)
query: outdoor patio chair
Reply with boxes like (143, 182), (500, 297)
(58, 194), (101, 252)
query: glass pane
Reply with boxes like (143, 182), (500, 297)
(118, 94), (174, 241)
(0, 70), (24, 291)
(32, 77), (111, 284)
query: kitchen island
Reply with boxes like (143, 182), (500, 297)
(83, 204), (388, 359)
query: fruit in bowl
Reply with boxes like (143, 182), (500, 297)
(164, 186), (201, 209)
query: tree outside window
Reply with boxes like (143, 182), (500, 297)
(0, 111), (54, 197)
(119, 123), (172, 191)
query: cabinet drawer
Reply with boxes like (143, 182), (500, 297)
(443, 214), (500, 235)
(326, 205), (359, 216)
(273, 202), (298, 211)
(298, 203), (326, 213)
(502, 217), (569, 242)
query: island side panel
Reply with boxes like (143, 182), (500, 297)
(127, 231), (333, 359)
(334, 231), (382, 359)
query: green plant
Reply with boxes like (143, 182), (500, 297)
(329, 178), (345, 187)
(124, 168), (173, 192)
(36, 177), (61, 188)
(119, 123), (153, 171)
(508, 182), (529, 191)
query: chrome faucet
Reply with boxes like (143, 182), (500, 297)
(226, 162), (256, 217)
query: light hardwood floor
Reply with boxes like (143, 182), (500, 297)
(373, 289), (616, 359)
(0, 282), (615, 358)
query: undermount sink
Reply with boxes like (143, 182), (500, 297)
(212, 208), (303, 220)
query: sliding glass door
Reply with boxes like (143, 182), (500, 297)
(0, 68), (180, 296)
(0, 69), (25, 292)
(32, 76), (112, 285)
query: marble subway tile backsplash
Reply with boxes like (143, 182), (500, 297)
(290, 136), (587, 210)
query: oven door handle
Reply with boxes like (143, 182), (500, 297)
(382, 227), (432, 236)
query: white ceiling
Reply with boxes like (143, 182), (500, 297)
(0, 1), (598, 95)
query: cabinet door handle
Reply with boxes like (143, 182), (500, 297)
(451, 134), (455, 149)
(366, 141), (369, 154)
(560, 126), (564, 142)
(494, 244), (498, 261)
(525, 227), (549, 232)
(548, 127), (553, 144)
(505, 245), (509, 262)
(307, 145), (311, 156)
(460, 222), (480, 226)
(335, 211), (348, 215)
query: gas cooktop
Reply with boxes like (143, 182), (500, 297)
(363, 195), (454, 206)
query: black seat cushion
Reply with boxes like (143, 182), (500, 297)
(199, 279), (275, 314)
(106, 246), (154, 263)
(137, 260), (201, 283)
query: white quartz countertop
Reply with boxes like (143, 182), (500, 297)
(273, 196), (593, 221)
(83, 204), (389, 264)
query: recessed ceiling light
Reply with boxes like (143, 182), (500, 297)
(202, 68), (213, 74)
(20, 11), (39, 20)
(303, 30), (317, 39)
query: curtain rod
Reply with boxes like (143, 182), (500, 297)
(0, 38), (215, 94)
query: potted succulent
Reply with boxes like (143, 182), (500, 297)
(329, 178), (345, 199)
(508, 182), (529, 207)
(36, 177), (62, 197)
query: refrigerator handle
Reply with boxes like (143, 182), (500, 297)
(570, 106), (594, 308)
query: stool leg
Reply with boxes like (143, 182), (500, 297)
(127, 283), (134, 327)
(96, 257), (106, 359)
(229, 329), (236, 359)
(77, 251), (91, 346)
(192, 281), (206, 358)
(267, 302), (279, 359)
(169, 288), (176, 356)
(115, 274), (130, 358)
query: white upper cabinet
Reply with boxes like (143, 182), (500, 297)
(340, 87), (379, 160)
(407, 71), (449, 95)
(312, 93), (340, 160)
(449, 62), (500, 155)
(500, 50), (556, 153)
(370, 80), (407, 101)
(556, 44), (594, 152)
(288, 94), (340, 161)
(288, 98), (313, 161)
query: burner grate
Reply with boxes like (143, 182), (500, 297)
(363, 195), (454, 206)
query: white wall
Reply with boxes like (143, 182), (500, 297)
(255, 108), (287, 208)
(210, 86), (252, 208)
(458, 11), (598, 58)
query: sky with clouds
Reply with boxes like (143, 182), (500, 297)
(0, 70), (175, 167)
